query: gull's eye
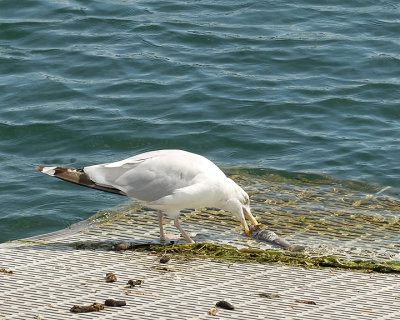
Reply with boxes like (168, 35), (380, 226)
(244, 197), (249, 205)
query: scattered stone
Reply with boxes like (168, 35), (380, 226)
(0, 268), (13, 274)
(295, 299), (316, 305)
(104, 299), (126, 307)
(207, 307), (219, 315)
(215, 300), (235, 310)
(70, 303), (104, 313)
(258, 293), (281, 299)
(112, 241), (130, 251)
(126, 279), (144, 288)
(288, 245), (306, 252)
(159, 255), (171, 264)
(105, 272), (117, 282)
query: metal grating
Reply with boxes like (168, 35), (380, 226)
(13, 173), (400, 261)
(1, 241), (399, 320)
(1, 174), (399, 319)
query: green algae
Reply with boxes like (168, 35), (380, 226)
(9, 239), (399, 273)
(134, 243), (400, 274)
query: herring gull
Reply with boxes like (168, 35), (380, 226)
(36, 149), (259, 243)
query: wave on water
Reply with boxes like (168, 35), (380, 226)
(1, 0), (399, 242)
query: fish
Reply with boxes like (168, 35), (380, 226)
(249, 225), (305, 252)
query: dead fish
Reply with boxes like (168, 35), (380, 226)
(249, 225), (305, 252)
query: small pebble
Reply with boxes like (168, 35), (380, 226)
(112, 241), (130, 251)
(70, 303), (104, 313)
(105, 273), (117, 282)
(216, 300), (235, 310)
(126, 279), (144, 288)
(288, 245), (306, 252)
(258, 293), (281, 299)
(0, 268), (13, 274)
(105, 299), (126, 307)
(159, 255), (171, 264)
(295, 299), (316, 305)
(207, 307), (219, 316)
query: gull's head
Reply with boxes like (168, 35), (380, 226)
(222, 178), (256, 236)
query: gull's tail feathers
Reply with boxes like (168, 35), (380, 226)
(36, 166), (126, 196)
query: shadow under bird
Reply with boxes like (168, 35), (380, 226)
(36, 149), (259, 243)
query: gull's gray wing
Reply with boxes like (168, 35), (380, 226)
(84, 150), (223, 202)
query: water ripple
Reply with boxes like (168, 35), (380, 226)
(1, 0), (399, 241)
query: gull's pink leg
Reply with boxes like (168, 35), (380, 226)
(174, 218), (194, 243)
(158, 210), (181, 242)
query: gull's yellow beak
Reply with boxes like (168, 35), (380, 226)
(244, 224), (251, 237)
(243, 206), (260, 226)
(241, 206), (258, 237)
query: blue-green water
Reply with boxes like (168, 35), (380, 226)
(1, 0), (399, 243)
